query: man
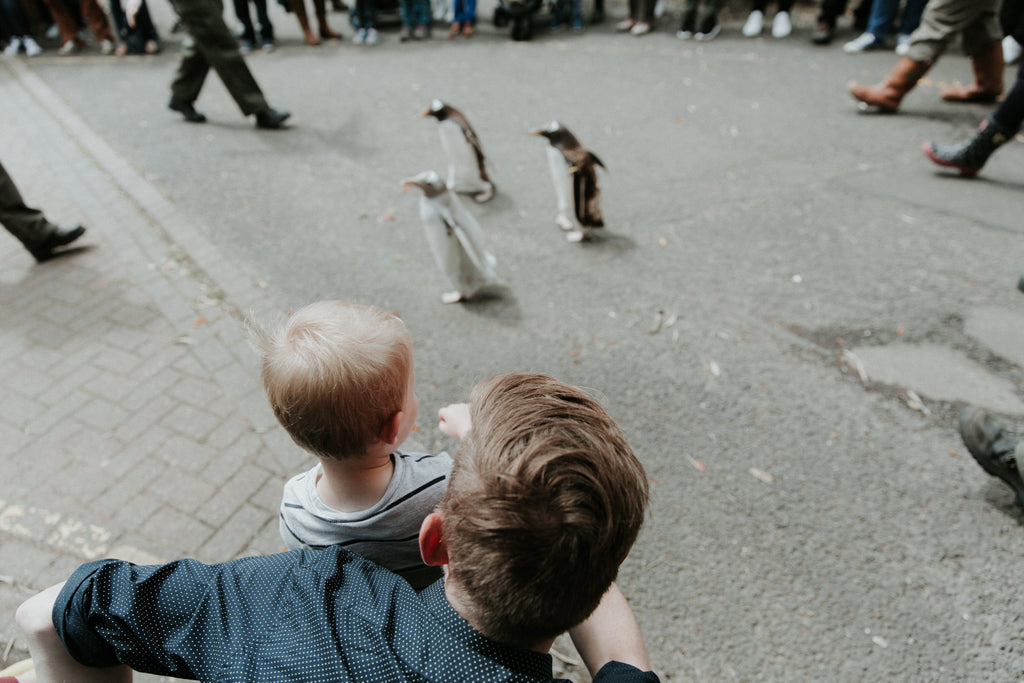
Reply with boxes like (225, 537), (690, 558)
(1, 160), (86, 262)
(126, 0), (290, 129)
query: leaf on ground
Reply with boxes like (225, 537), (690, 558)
(749, 467), (775, 483)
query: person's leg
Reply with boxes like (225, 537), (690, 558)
(939, 1), (1003, 102)
(290, 0), (319, 44)
(37, 0), (78, 45)
(992, 60), (1024, 130)
(79, 0), (113, 43)
(232, 0), (256, 44)
(16, 583), (134, 683)
(897, 0), (926, 36)
(0, 160), (56, 250)
(170, 0), (269, 116)
(312, 0), (339, 39)
(812, 0), (847, 43)
(922, 62), (1021, 176)
(251, 0), (272, 42)
(864, 0), (898, 39)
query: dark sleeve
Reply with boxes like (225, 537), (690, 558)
(592, 660), (661, 683)
(52, 555), (297, 678)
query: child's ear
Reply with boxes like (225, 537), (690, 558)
(379, 411), (403, 445)
(419, 512), (449, 567)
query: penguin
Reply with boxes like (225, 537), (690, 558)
(419, 100), (495, 203)
(402, 170), (498, 304)
(530, 120), (605, 243)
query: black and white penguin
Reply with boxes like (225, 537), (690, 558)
(419, 100), (495, 203)
(402, 170), (498, 304)
(530, 121), (605, 242)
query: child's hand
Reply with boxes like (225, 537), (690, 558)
(438, 403), (472, 439)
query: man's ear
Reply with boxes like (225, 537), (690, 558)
(379, 411), (403, 446)
(419, 512), (449, 567)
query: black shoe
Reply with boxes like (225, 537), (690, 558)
(676, 9), (696, 38)
(168, 97), (207, 123)
(959, 406), (1024, 507)
(694, 13), (719, 41)
(29, 224), (86, 262)
(255, 107), (290, 129)
(811, 21), (834, 44)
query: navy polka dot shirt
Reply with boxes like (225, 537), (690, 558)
(53, 547), (658, 682)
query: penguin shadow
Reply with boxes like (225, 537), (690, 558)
(979, 483), (1024, 525)
(576, 229), (636, 253)
(459, 285), (523, 325)
(37, 244), (96, 263)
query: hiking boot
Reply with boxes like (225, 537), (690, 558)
(922, 115), (1018, 177)
(959, 407), (1024, 507)
(940, 40), (1004, 103)
(847, 56), (931, 112)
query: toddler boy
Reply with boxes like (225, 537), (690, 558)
(255, 300), (449, 589)
(15, 373), (656, 682)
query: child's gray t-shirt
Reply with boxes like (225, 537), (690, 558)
(279, 450), (453, 590)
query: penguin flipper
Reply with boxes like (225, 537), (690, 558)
(572, 166), (604, 228)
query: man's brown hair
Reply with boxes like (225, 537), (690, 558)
(440, 373), (649, 648)
(252, 301), (412, 460)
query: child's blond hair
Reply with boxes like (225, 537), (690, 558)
(253, 301), (412, 460)
(440, 373), (649, 648)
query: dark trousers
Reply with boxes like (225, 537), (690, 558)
(110, 0), (160, 52)
(817, 0), (871, 28)
(233, 0), (273, 43)
(168, 0), (269, 116)
(0, 161), (55, 251)
(994, 61), (1024, 131)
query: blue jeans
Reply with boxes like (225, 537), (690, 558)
(452, 0), (474, 24)
(398, 0), (429, 26)
(866, 0), (927, 38)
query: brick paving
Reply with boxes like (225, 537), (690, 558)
(0, 59), (308, 675)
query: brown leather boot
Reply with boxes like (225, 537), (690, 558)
(847, 57), (931, 112)
(941, 40), (1004, 103)
(290, 0), (321, 45)
(313, 0), (341, 40)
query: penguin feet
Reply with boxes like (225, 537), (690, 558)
(556, 214), (575, 231)
(565, 229), (587, 242)
(441, 291), (464, 304)
(473, 184), (494, 203)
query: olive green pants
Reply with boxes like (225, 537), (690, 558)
(168, 0), (269, 116)
(0, 161), (56, 251)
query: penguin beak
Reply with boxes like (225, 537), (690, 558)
(401, 179), (419, 193)
(529, 129), (544, 136)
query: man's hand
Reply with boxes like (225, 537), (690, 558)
(125, 0), (142, 27)
(438, 403), (471, 439)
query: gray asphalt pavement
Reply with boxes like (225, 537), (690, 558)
(2, 1), (1024, 679)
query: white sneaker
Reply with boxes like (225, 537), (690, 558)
(742, 10), (763, 37)
(364, 27), (380, 44)
(1004, 35), (1023, 65)
(58, 40), (78, 55)
(23, 36), (42, 56)
(352, 28), (366, 44)
(3, 37), (21, 56)
(843, 32), (879, 53)
(45, 23), (59, 39)
(99, 39), (114, 54)
(771, 11), (790, 38)
(895, 33), (910, 55)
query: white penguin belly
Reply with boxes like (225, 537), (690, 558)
(419, 194), (497, 297)
(545, 146), (576, 226)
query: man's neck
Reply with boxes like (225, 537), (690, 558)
(442, 571), (554, 654)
